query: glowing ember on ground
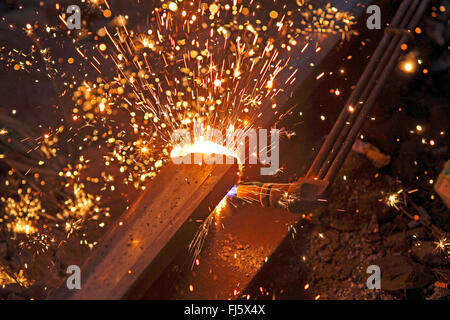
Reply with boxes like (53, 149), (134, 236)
(385, 189), (403, 210)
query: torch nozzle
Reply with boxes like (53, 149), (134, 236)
(236, 178), (329, 213)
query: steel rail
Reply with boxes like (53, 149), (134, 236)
(49, 162), (238, 299)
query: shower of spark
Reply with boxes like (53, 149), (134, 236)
(64, 0), (356, 189)
(0, 0), (357, 286)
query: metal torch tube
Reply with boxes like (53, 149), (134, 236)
(316, 0), (421, 179)
(306, 0), (415, 179)
(325, 0), (431, 183)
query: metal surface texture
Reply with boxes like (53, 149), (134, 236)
(50, 163), (238, 299)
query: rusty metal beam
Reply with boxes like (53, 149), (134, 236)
(49, 163), (237, 299)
